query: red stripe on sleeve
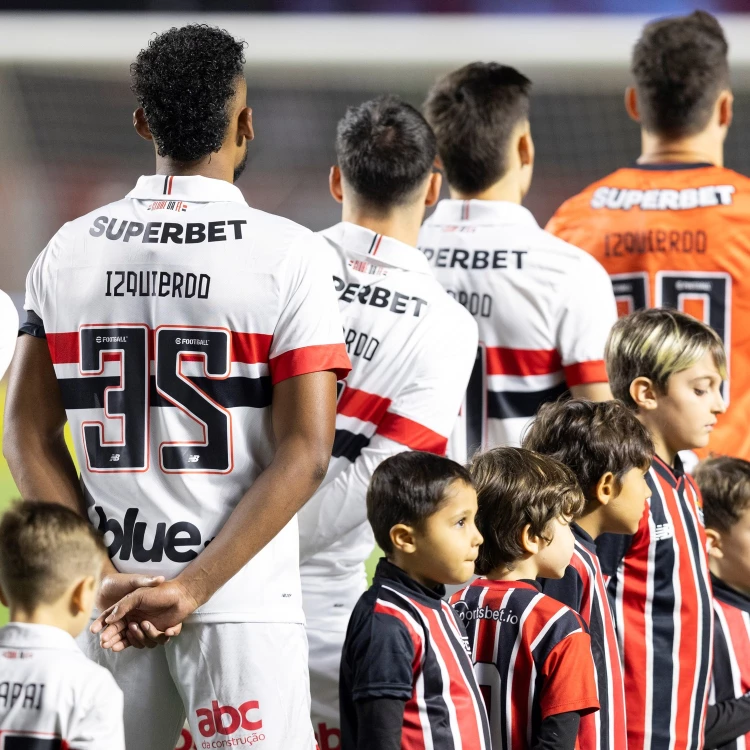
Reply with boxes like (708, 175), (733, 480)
(47, 332), (79, 364)
(377, 413), (448, 454)
(231, 332), (272, 364)
(338, 387), (391, 424)
(563, 360), (608, 386)
(269, 343), (351, 385)
(485, 347), (562, 376)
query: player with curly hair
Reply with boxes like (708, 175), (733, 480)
(4, 24), (350, 750)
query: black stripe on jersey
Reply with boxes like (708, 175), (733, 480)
(378, 586), (458, 749)
(57, 374), (272, 411)
(712, 606), (736, 709)
(487, 382), (567, 420)
(332, 429), (371, 462)
(163, 175), (170, 194)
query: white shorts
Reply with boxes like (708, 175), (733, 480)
(79, 621), (315, 750)
(302, 566), (367, 750)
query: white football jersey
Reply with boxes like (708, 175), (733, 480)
(22, 175), (350, 623)
(0, 623), (125, 749)
(297, 222), (478, 580)
(419, 199), (616, 457)
(0, 290), (19, 381)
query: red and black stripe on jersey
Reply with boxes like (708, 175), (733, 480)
(539, 524), (627, 750)
(340, 559), (491, 750)
(450, 579), (599, 750)
(596, 455), (713, 750)
(711, 574), (750, 749)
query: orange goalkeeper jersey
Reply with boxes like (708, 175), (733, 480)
(546, 162), (750, 460)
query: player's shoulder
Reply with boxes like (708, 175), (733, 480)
(528, 224), (611, 282)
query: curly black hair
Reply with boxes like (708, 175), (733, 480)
(131, 25), (246, 163)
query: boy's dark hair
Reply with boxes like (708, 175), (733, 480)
(336, 95), (437, 213)
(606, 307), (727, 410)
(523, 399), (653, 505)
(694, 457), (750, 533)
(470, 447), (584, 575)
(367, 451), (472, 554)
(0, 501), (107, 611)
(423, 62), (531, 196)
(632, 11), (729, 137)
(131, 25), (246, 162)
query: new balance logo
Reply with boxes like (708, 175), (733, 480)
(654, 522), (675, 541)
(110, 455), (121, 462)
(188, 455), (200, 463)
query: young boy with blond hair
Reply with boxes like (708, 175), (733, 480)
(0, 500), (125, 749)
(597, 308), (726, 750)
(523, 398), (653, 750)
(451, 447), (600, 750)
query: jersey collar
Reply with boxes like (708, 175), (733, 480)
(322, 222), (432, 275)
(427, 199), (539, 228)
(373, 558), (446, 607)
(127, 175), (247, 204)
(471, 578), (541, 593)
(572, 523), (597, 552)
(711, 574), (750, 614)
(652, 453), (685, 488)
(0, 622), (80, 651)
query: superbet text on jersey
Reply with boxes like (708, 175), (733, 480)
(419, 199), (616, 457)
(547, 163), (750, 459)
(21, 174), (350, 623)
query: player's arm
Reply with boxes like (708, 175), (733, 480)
(704, 693), (750, 749)
(355, 698), (405, 750)
(556, 253), (617, 400)
(3, 334), (83, 513)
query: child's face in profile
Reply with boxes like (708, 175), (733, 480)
(654, 352), (725, 453)
(411, 480), (484, 587)
(535, 516), (576, 579)
(608, 466), (651, 535)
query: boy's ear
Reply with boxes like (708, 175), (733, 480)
(705, 528), (724, 559)
(70, 576), (97, 616)
(630, 376), (659, 411)
(390, 524), (418, 555)
(519, 523), (541, 556)
(329, 166), (344, 204)
(0, 585), (7, 608)
(595, 472), (616, 507)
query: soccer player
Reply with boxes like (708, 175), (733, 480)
(452, 447), (599, 750)
(0, 501), (125, 749)
(420, 62), (616, 459)
(296, 96), (478, 747)
(2, 25), (350, 750)
(599, 308), (726, 749)
(339, 451), (490, 750)
(546, 11), (750, 461)
(523, 399), (654, 750)
(0, 289), (18, 380)
(694, 457), (750, 749)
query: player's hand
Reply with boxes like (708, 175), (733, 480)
(96, 572), (165, 612)
(91, 580), (198, 651)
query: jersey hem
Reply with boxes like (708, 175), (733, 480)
(270, 343), (352, 384)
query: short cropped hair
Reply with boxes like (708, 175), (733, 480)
(367, 451), (472, 555)
(606, 308), (727, 410)
(470, 447), (585, 575)
(424, 62), (531, 195)
(694, 457), (750, 533)
(0, 501), (107, 611)
(336, 95), (437, 212)
(523, 399), (654, 505)
(632, 11), (729, 137)
(131, 25), (246, 162)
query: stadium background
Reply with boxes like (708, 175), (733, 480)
(2, 1), (750, 626)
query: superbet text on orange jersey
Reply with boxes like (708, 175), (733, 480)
(547, 163), (750, 460)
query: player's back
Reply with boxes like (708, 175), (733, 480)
(300, 221), (477, 581)
(419, 199), (616, 457)
(23, 174), (349, 623)
(0, 623), (125, 749)
(547, 164), (750, 459)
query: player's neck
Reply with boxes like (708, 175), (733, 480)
(575, 511), (605, 540)
(638, 130), (724, 168)
(485, 557), (540, 582)
(154, 154), (236, 184)
(636, 412), (678, 468)
(341, 206), (422, 248)
(450, 175), (524, 205)
(10, 603), (82, 639)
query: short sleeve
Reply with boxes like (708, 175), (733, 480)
(377, 305), (478, 454)
(0, 290), (19, 380)
(71, 670), (126, 750)
(269, 233), (351, 385)
(540, 631), (600, 719)
(23, 241), (52, 324)
(346, 609), (417, 702)
(556, 253), (617, 386)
